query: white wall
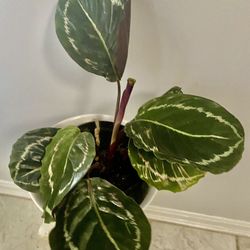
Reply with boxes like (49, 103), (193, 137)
(0, 0), (249, 221)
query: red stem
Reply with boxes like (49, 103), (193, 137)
(114, 80), (121, 122)
(108, 78), (136, 159)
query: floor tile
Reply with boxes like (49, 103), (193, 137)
(0, 195), (49, 250)
(0, 195), (238, 250)
(238, 236), (250, 250)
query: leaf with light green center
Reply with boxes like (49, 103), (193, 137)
(8, 128), (58, 192)
(128, 141), (205, 192)
(55, 0), (131, 82)
(125, 86), (244, 174)
(49, 177), (151, 250)
(40, 126), (95, 223)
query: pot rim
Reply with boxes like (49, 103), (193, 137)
(29, 114), (157, 212)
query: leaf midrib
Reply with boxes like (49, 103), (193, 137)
(76, 0), (119, 80)
(132, 118), (229, 139)
(61, 133), (79, 177)
(88, 179), (121, 250)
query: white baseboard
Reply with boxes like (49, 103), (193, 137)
(0, 180), (29, 199)
(1, 180), (250, 237)
(144, 206), (250, 237)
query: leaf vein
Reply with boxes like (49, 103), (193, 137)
(134, 118), (229, 139)
(88, 179), (121, 250)
(76, 0), (118, 79)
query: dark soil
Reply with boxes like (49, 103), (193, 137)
(79, 121), (149, 205)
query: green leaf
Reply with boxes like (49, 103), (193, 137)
(55, 0), (131, 82)
(40, 126), (95, 223)
(135, 86), (183, 124)
(49, 178), (151, 250)
(125, 87), (244, 174)
(8, 128), (58, 192)
(128, 141), (205, 192)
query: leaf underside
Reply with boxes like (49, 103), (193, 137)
(125, 86), (244, 190)
(49, 178), (151, 250)
(39, 126), (96, 223)
(8, 128), (58, 192)
(55, 0), (131, 82)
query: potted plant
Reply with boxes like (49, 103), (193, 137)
(8, 0), (245, 249)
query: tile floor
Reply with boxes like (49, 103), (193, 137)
(0, 195), (249, 250)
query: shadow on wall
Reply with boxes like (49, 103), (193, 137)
(42, 5), (95, 113)
(42, 0), (185, 117)
(127, 0), (188, 112)
(130, 0), (163, 78)
(126, 0), (173, 114)
(42, 5), (127, 116)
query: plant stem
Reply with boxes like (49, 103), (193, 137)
(114, 80), (121, 122)
(110, 78), (136, 146)
(94, 120), (100, 147)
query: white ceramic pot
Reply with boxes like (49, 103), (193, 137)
(30, 114), (157, 212)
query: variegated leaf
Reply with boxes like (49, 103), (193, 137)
(55, 0), (131, 82)
(125, 87), (244, 174)
(49, 178), (151, 250)
(39, 126), (95, 223)
(8, 128), (58, 192)
(137, 86), (183, 116)
(128, 141), (205, 192)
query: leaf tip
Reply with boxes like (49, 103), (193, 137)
(163, 86), (183, 96)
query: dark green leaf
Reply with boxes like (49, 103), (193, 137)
(40, 126), (95, 223)
(135, 86), (183, 123)
(8, 128), (58, 192)
(55, 0), (131, 82)
(49, 178), (151, 250)
(125, 87), (244, 174)
(128, 141), (205, 192)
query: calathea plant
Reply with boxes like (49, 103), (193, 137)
(8, 0), (245, 249)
